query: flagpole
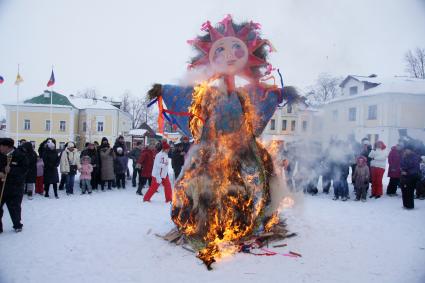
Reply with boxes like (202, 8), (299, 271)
(50, 66), (53, 137)
(16, 64), (20, 143)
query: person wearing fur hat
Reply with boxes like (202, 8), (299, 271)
(0, 138), (29, 233)
(400, 144), (421, 209)
(353, 156), (370, 201)
(60, 142), (81, 195)
(41, 139), (60, 198)
(143, 140), (172, 203)
(114, 147), (128, 189)
(98, 137), (115, 190)
(368, 141), (388, 199)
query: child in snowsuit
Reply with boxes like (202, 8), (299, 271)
(114, 147), (128, 189)
(79, 156), (93, 194)
(353, 156), (370, 201)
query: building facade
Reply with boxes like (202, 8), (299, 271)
(3, 90), (132, 149)
(321, 75), (425, 147)
(261, 102), (321, 143)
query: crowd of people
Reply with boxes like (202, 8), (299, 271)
(0, 135), (192, 233)
(285, 136), (425, 209)
(1, 133), (424, 234)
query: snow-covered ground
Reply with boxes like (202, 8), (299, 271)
(1, 181), (424, 283)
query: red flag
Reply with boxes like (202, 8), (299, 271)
(47, 70), (55, 87)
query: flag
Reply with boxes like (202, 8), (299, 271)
(47, 70), (55, 87)
(0, 76), (4, 84)
(15, 73), (23, 85)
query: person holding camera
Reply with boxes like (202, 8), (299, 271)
(60, 142), (81, 195)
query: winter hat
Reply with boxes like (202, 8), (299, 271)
(357, 156), (367, 164)
(361, 138), (370, 145)
(0, 138), (15, 147)
(67, 142), (75, 149)
(375, 140), (386, 150)
(161, 140), (170, 150)
(101, 137), (109, 144)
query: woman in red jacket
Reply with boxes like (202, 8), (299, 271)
(136, 144), (155, 195)
(387, 144), (402, 196)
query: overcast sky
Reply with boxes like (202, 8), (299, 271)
(1, 0), (425, 117)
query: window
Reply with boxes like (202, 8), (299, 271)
(332, 110), (338, 121)
(287, 105), (292, 114)
(349, 86), (358, 95)
(60, 121), (66, 131)
(83, 122), (87, 132)
(368, 105), (377, 120)
(270, 119), (276, 130)
(59, 142), (65, 149)
(302, 121), (307, 131)
(282, 119), (287, 131)
(291, 120), (296, 131)
(24, 119), (31, 130)
(348, 107), (356, 121)
(97, 121), (104, 132)
(45, 120), (51, 131)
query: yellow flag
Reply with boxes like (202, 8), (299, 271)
(15, 73), (23, 85)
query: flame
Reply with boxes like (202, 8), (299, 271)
(171, 80), (283, 268)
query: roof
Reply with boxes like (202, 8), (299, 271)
(68, 96), (119, 110)
(329, 75), (425, 104)
(24, 90), (74, 106)
(128, 129), (148, 136)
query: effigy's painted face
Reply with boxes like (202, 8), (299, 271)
(209, 36), (248, 75)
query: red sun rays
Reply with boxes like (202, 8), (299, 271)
(188, 15), (272, 81)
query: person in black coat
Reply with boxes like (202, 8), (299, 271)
(81, 142), (99, 190)
(21, 142), (37, 199)
(0, 138), (29, 233)
(171, 143), (185, 179)
(42, 140), (60, 198)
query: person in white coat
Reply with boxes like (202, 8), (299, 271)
(60, 142), (81, 195)
(143, 140), (172, 203)
(368, 141), (388, 198)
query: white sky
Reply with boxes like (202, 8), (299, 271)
(1, 0), (425, 117)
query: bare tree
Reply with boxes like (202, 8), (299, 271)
(405, 47), (425, 79)
(76, 88), (98, 99)
(120, 91), (156, 129)
(306, 73), (342, 104)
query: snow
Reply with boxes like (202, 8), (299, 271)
(1, 181), (424, 283)
(68, 97), (118, 110)
(128, 129), (147, 136)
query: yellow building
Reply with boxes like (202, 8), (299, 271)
(3, 90), (132, 149)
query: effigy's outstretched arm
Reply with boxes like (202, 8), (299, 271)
(148, 84), (194, 137)
(246, 85), (301, 137)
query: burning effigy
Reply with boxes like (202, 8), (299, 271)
(148, 15), (298, 269)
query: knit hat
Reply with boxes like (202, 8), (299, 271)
(0, 138), (14, 147)
(375, 140), (386, 150)
(101, 137), (109, 144)
(162, 140), (170, 150)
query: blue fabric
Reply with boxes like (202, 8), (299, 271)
(160, 84), (282, 139)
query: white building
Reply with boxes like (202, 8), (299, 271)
(321, 75), (425, 147)
(261, 101), (321, 143)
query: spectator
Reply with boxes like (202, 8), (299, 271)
(79, 156), (93, 194)
(60, 142), (81, 195)
(143, 140), (172, 203)
(368, 141), (388, 199)
(387, 144), (402, 196)
(417, 156), (425, 200)
(128, 142), (143, 187)
(21, 142), (37, 200)
(35, 156), (44, 195)
(42, 139), (60, 199)
(80, 142), (99, 190)
(0, 138), (28, 233)
(114, 147), (128, 189)
(171, 142), (185, 180)
(136, 143), (155, 195)
(400, 144), (421, 209)
(181, 136), (191, 153)
(98, 137), (115, 190)
(353, 156), (370, 202)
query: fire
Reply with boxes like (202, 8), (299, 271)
(171, 81), (283, 269)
